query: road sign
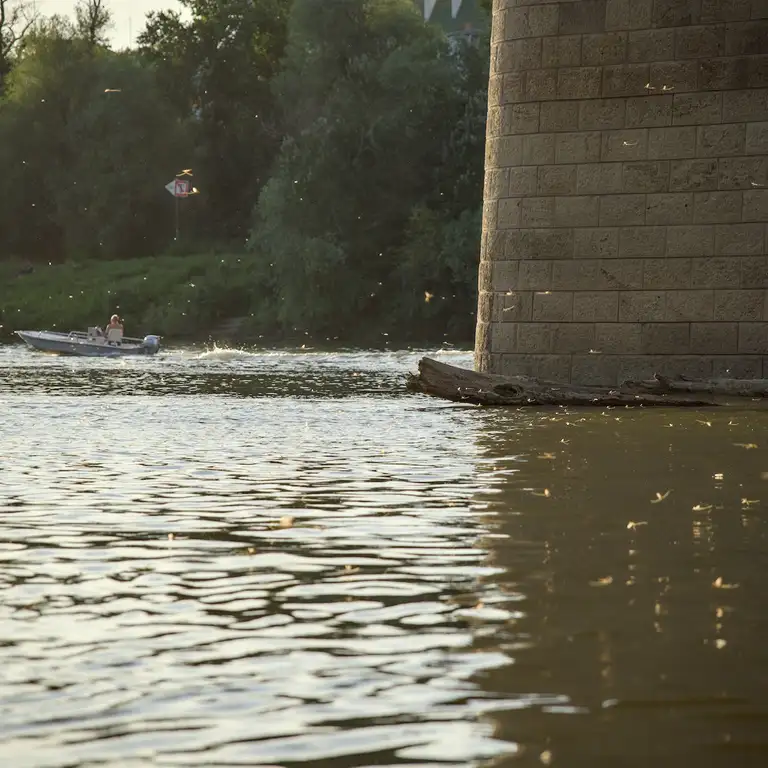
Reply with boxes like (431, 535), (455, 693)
(165, 179), (189, 197)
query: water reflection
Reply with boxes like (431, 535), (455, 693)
(472, 408), (768, 767)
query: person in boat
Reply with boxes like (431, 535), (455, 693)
(106, 314), (124, 333)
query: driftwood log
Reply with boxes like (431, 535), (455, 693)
(406, 358), (768, 407)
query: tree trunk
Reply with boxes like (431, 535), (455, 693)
(406, 358), (719, 407)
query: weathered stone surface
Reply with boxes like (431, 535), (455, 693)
(478, 0), (768, 384)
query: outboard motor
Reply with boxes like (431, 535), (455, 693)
(142, 335), (161, 354)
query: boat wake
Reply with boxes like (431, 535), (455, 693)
(196, 344), (258, 362)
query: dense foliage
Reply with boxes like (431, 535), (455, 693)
(0, 0), (488, 345)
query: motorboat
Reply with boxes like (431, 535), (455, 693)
(15, 327), (161, 357)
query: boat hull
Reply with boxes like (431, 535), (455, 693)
(16, 331), (160, 357)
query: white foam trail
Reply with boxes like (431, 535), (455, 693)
(196, 344), (257, 361)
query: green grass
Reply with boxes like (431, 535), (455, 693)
(0, 253), (264, 342)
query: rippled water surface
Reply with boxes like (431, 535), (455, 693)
(1, 343), (768, 768)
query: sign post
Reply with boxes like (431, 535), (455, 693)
(165, 178), (190, 241)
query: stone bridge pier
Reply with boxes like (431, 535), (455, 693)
(476, 0), (768, 384)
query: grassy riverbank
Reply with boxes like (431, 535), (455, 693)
(0, 253), (477, 347)
(0, 253), (264, 344)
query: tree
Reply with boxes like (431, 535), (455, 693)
(250, 0), (486, 339)
(0, 21), (190, 261)
(0, 0), (34, 93)
(139, 0), (291, 244)
(74, 0), (111, 49)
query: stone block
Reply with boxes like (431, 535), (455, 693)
(555, 196), (601, 227)
(599, 194), (647, 225)
(524, 69), (557, 101)
(550, 259), (599, 290)
(626, 95), (674, 127)
(649, 61), (699, 93)
(504, 5), (560, 40)
(507, 229), (576, 260)
(738, 322), (768, 352)
(577, 162), (624, 193)
(646, 192), (694, 224)
(492, 260), (519, 291)
(491, 321), (519, 353)
(516, 322), (554, 353)
(619, 290), (666, 321)
(714, 289), (766, 319)
(479, 259), (493, 292)
(641, 323), (691, 354)
(508, 167), (539, 196)
(559, 0), (608, 34)
(722, 89), (768, 121)
(754, 0), (768, 20)
(500, 73), (523, 104)
(595, 322), (643, 352)
(712, 355), (763, 378)
(701, 0), (752, 23)
(501, 104), (540, 135)
(699, 57), (752, 91)
(692, 257), (742, 288)
(483, 199), (498, 233)
(579, 99), (627, 130)
(719, 157), (768, 189)
(555, 131), (602, 163)
(541, 35), (582, 68)
(518, 261), (552, 290)
(665, 289), (715, 321)
(582, 32), (627, 65)
(573, 291), (620, 321)
(606, 0), (653, 30)
(532, 291), (574, 321)
(726, 21), (768, 55)
(538, 165), (577, 195)
(557, 67), (603, 99)
(540, 101), (580, 132)
(486, 106), (501, 138)
(694, 191), (744, 223)
(743, 190), (768, 221)
(494, 291), (534, 322)
(667, 225), (715, 256)
(669, 158), (719, 191)
(746, 122), (768, 154)
(690, 322), (738, 353)
(715, 223), (765, 255)
(522, 134), (555, 165)
(521, 197), (555, 227)
(675, 25), (726, 59)
(574, 227), (620, 258)
(619, 225), (667, 257)
(672, 92), (723, 125)
(643, 257), (692, 288)
(485, 168), (509, 199)
(628, 29), (675, 63)
(601, 259), (644, 288)
(697, 124), (747, 157)
(504, 354), (571, 383)
(648, 126), (696, 159)
(494, 136), (524, 167)
(602, 128), (649, 161)
(603, 64), (651, 97)
(488, 74), (502, 108)
(623, 160), (670, 192)
(741, 256), (768, 288)
(498, 197), (522, 229)
(553, 323), (597, 353)
(571, 354), (621, 384)
(495, 38), (543, 73)
(653, 0), (702, 26)
(747, 55), (768, 89)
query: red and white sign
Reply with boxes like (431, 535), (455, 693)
(165, 179), (190, 197)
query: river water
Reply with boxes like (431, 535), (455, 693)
(1, 343), (767, 768)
